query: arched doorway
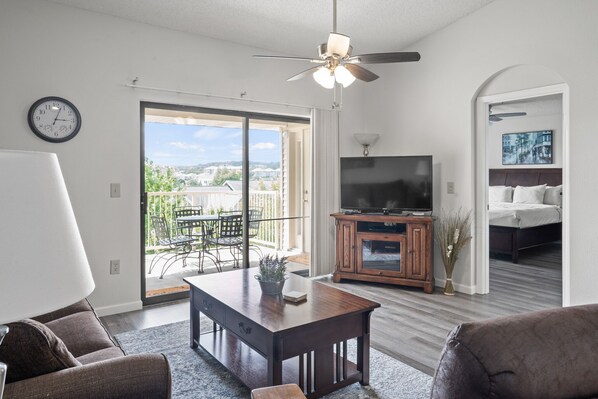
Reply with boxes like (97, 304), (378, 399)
(473, 65), (570, 306)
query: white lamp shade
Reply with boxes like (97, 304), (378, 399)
(313, 67), (335, 89)
(353, 133), (380, 146)
(0, 150), (94, 324)
(334, 65), (356, 88)
(327, 32), (351, 57)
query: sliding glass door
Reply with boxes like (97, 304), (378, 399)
(141, 103), (311, 304)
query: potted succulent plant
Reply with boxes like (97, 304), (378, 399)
(255, 254), (288, 295)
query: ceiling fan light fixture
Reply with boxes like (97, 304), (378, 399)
(313, 67), (335, 89)
(327, 32), (351, 57)
(334, 65), (356, 87)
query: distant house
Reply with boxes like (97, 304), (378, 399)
(252, 167), (280, 179)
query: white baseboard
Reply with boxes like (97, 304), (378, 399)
(93, 300), (142, 317)
(435, 278), (476, 295)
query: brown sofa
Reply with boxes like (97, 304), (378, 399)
(430, 304), (598, 399)
(1, 299), (171, 399)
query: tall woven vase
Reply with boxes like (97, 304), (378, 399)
(443, 266), (455, 296)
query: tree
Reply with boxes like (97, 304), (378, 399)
(258, 179), (267, 191)
(271, 180), (280, 192)
(144, 159), (185, 248)
(212, 167), (241, 186)
(145, 158), (183, 193)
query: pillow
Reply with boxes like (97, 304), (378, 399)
(544, 185), (563, 206)
(0, 319), (80, 383)
(513, 184), (547, 204)
(489, 186), (513, 203)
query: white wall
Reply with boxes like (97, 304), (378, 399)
(488, 114), (562, 169)
(0, 0), (364, 314)
(358, 0), (598, 305)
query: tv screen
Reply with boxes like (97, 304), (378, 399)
(340, 155), (433, 213)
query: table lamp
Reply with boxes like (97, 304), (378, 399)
(0, 150), (95, 398)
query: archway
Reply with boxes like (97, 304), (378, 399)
(473, 65), (570, 306)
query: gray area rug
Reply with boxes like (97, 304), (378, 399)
(115, 319), (432, 398)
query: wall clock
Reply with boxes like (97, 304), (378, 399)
(27, 97), (81, 143)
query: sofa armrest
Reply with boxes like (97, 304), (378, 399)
(4, 353), (171, 399)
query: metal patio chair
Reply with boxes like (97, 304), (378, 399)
(148, 215), (195, 279)
(174, 206), (204, 239)
(202, 211), (243, 271)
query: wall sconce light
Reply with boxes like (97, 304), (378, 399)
(353, 133), (380, 156)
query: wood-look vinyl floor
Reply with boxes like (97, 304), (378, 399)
(101, 243), (561, 377)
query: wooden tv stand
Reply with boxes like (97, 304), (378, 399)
(331, 213), (434, 294)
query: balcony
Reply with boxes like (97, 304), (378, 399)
(144, 190), (309, 297)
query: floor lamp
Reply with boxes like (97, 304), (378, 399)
(0, 150), (95, 398)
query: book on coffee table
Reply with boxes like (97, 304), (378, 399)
(283, 290), (307, 303)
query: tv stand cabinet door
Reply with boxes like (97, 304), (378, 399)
(336, 220), (355, 273)
(407, 223), (429, 281)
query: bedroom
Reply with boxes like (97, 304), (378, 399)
(486, 94), (563, 306)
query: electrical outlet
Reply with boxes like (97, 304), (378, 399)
(110, 259), (120, 275)
(447, 182), (455, 194)
(110, 183), (120, 198)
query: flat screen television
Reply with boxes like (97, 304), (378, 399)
(340, 155), (433, 213)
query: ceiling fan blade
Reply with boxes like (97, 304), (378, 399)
(287, 66), (320, 82)
(254, 55), (324, 63)
(327, 32), (351, 57)
(347, 52), (421, 64)
(345, 64), (379, 82)
(492, 112), (527, 118)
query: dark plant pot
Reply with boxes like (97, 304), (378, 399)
(257, 279), (286, 296)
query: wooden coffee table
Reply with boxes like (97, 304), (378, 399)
(184, 269), (380, 398)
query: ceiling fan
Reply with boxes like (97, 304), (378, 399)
(489, 105), (527, 122)
(253, 0), (420, 89)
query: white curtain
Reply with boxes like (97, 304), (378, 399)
(310, 108), (340, 276)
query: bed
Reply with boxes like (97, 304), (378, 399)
(488, 168), (562, 263)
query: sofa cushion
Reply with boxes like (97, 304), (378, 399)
(77, 347), (125, 365)
(45, 311), (117, 358)
(0, 319), (81, 383)
(32, 299), (93, 324)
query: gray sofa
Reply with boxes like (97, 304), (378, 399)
(430, 304), (598, 399)
(1, 299), (171, 399)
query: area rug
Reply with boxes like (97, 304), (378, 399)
(115, 319), (432, 399)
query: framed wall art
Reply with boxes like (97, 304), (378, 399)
(502, 130), (553, 165)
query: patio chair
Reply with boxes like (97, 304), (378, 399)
(174, 206), (205, 239)
(148, 215), (196, 279)
(248, 207), (264, 258)
(202, 211), (243, 271)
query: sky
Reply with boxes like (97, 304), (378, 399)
(145, 122), (281, 166)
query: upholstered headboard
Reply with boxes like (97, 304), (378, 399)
(489, 168), (562, 187)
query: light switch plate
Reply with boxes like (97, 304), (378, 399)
(110, 183), (120, 198)
(447, 182), (455, 194)
(110, 259), (120, 275)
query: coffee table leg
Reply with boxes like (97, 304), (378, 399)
(267, 340), (283, 386)
(357, 311), (373, 385)
(190, 291), (199, 348)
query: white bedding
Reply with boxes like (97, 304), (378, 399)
(489, 203), (562, 228)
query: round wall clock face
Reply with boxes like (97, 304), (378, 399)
(27, 97), (81, 143)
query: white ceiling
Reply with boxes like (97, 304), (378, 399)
(45, 0), (495, 56)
